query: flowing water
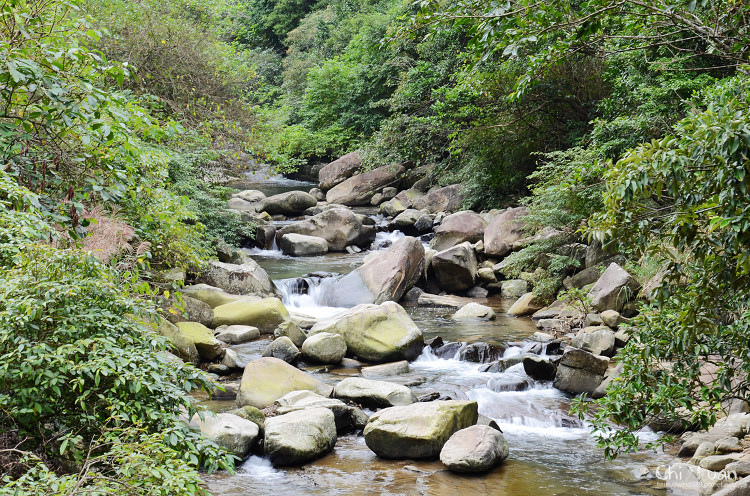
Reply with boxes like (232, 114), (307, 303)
(203, 173), (669, 495)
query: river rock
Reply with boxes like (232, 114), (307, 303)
(259, 191), (318, 216)
(458, 342), (504, 363)
(301, 332), (347, 364)
(600, 309), (623, 328)
(190, 412), (260, 459)
(318, 152), (362, 190)
(452, 303), (496, 321)
(174, 322), (223, 361)
(277, 207), (375, 251)
(274, 320), (307, 346)
(215, 325), (260, 344)
(501, 279), (529, 299)
(326, 236), (424, 307)
(361, 361), (409, 378)
(568, 266), (604, 289)
(279, 233), (329, 256)
(571, 326), (616, 357)
(412, 184), (462, 214)
(363, 400), (478, 459)
(523, 355), (558, 381)
(236, 357), (334, 409)
(262, 336), (301, 364)
(326, 164), (405, 206)
(227, 406), (265, 430)
(553, 348), (609, 394)
(163, 295), (213, 327)
(156, 319), (200, 365)
(334, 377), (415, 408)
(506, 292), (544, 316)
(309, 302), (424, 363)
(274, 390), (367, 433)
(392, 209), (422, 231)
(713, 476), (750, 496)
(484, 207), (527, 258)
(197, 260), (275, 297)
(439, 425), (509, 473)
(233, 189), (266, 203)
(222, 348), (246, 369)
(588, 263), (641, 312)
(182, 284), (256, 309)
(432, 242), (477, 292)
(212, 298), (290, 333)
(264, 407), (337, 466)
(665, 462), (734, 495)
(430, 211), (486, 252)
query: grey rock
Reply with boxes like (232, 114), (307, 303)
(440, 425), (509, 473)
(264, 408), (337, 466)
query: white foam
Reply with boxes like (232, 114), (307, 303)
(236, 456), (283, 479)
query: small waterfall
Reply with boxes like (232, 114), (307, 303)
(274, 276), (346, 319)
(243, 238), (287, 258)
(371, 230), (406, 250)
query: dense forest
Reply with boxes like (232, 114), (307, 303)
(1, 0), (749, 494)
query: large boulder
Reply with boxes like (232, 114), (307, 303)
(212, 298), (290, 333)
(431, 242), (477, 292)
(162, 295), (213, 327)
(279, 233), (329, 256)
(277, 207), (375, 251)
(380, 189), (424, 217)
(155, 319), (199, 365)
(523, 356), (558, 381)
(412, 184), (462, 214)
(236, 357), (334, 409)
(439, 425), (509, 473)
(326, 164), (405, 206)
(506, 292), (544, 316)
(196, 260), (275, 297)
(301, 332), (347, 364)
(181, 283), (256, 309)
(263, 408), (337, 466)
(174, 322), (223, 361)
(363, 400), (478, 459)
(452, 303), (496, 321)
(190, 412), (260, 459)
(430, 211), (486, 252)
(553, 348), (609, 394)
(259, 191), (317, 215)
(334, 377), (415, 408)
(318, 152), (362, 190)
(588, 263), (641, 312)
(571, 326), (616, 357)
(484, 207), (527, 258)
(325, 236), (424, 307)
(309, 302), (424, 363)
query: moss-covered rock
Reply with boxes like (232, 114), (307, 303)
(308, 301), (423, 363)
(174, 321), (223, 361)
(155, 318), (200, 365)
(363, 400), (478, 459)
(212, 298), (290, 333)
(236, 357), (334, 409)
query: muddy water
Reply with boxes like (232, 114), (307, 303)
(203, 174), (669, 495)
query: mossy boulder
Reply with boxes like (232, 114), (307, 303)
(236, 357), (334, 409)
(308, 301), (424, 363)
(174, 321), (223, 361)
(182, 283), (257, 309)
(212, 298), (290, 333)
(155, 318), (200, 365)
(363, 400), (478, 459)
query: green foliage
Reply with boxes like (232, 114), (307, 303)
(0, 188), (232, 487)
(575, 74), (750, 457)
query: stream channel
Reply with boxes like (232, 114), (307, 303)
(203, 170), (670, 496)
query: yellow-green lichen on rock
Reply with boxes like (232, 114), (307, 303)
(236, 357), (334, 409)
(175, 321), (223, 361)
(212, 297), (290, 333)
(363, 400), (478, 459)
(308, 301), (423, 363)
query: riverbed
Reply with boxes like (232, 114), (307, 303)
(204, 172), (670, 495)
